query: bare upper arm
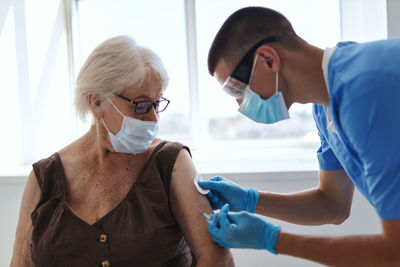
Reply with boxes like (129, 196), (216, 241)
(169, 149), (234, 267)
(318, 169), (355, 216)
(10, 170), (41, 267)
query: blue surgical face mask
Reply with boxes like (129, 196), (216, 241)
(102, 97), (159, 154)
(238, 57), (289, 124)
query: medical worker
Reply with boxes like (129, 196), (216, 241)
(199, 6), (400, 266)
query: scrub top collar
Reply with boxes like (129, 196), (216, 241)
(322, 46), (337, 133)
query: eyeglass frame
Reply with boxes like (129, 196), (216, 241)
(115, 94), (170, 114)
(221, 35), (280, 99)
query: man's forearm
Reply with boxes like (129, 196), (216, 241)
(255, 189), (350, 225)
(275, 231), (400, 267)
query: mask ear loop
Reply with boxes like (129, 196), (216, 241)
(275, 71), (279, 94)
(107, 96), (125, 117)
(102, 96), (125, 135)
(101, 118), (112, 133)
(248, 55), (259, 87)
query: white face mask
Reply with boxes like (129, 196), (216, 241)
(102, 97), (159, 154)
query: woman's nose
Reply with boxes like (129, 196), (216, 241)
(147, 108), (159, 122)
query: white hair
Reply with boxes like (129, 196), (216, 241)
(74, 35), (169, 121)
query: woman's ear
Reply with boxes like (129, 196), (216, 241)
(256, 45), (281, 73)
(88, 94), (106, 121)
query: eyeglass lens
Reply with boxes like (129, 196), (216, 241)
(135, 99), (169, 114)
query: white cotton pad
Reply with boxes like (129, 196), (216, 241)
(194, 174), (210, 195)
(203, 213), (213, 221)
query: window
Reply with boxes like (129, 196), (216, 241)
(1, 0), (391, 174)
(76, 0), (191, 141)
(0, 0), (72, 173)
(195, 0), (341, 145)
(75, 0), (341, 172)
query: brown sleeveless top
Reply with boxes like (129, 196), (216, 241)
(30, 141), (193, 267)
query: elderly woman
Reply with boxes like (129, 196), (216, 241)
(10, 36), (234, 267)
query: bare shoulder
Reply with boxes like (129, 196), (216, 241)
(57, 136), (88, 164)
(172, 147), (194, 172)
(56, 136), (97, 183)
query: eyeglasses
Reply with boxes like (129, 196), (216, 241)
(115, 94), (170, 114)
(222, 35), (280, 99)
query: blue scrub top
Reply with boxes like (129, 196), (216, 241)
(313, 38), (400, 220)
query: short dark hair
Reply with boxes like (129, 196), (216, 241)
(208, 6), (302, 75)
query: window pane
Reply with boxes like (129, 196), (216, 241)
(77, 0), (190, 139)
(195, 0), (341, 143)
(0, 0), (71, 167)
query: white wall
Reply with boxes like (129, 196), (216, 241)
(0, 172), (381, 267)
(340, 0), (388, 42)
(0, 177), (26, 267)
(387, 0), (400, 37)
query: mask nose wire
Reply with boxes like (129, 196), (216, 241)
(275, 71), (279, 94)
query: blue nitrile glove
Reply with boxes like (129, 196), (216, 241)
(206, 204), (281, 254)
(198, 176), (259, 213)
